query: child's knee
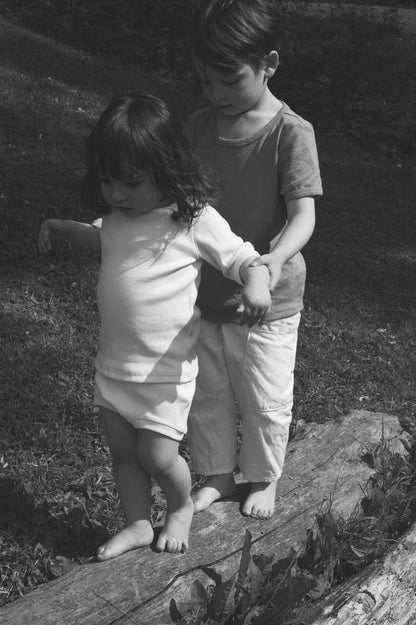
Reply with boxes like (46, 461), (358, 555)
(140, 451), (178, 477)
(137, 431), (179, 474)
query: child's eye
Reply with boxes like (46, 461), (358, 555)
(224, 77), (240, 86)
(124, 179), (143, 188)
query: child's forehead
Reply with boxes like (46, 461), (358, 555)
(97, 156), (146, 178)
(194, 58), (249, 79)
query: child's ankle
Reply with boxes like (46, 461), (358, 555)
(192, 474), (236, 513)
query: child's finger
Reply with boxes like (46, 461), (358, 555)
(237, 304), (251, 326)
(245, 307), (260, 328)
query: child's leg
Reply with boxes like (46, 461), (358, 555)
(188, 319), (238, 512)
(137, 430), (193, 553)
(223, 314), (300, 519)
(97, 407), (154, 561)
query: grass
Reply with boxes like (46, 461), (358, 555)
(289, 0), (416, 5)
(0, 0), (416, 610)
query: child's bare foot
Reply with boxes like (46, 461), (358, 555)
(97, 520), (154, 561)
(156, 498), (194, 553)
(192, 473), (236, 513)
(242, 481), (277, 519)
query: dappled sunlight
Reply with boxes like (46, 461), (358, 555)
(0, 1), (415, 611)
(0, 62), (101, 125)
(383, 246), (416, 265)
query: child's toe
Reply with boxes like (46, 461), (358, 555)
(155, 536), (166, 552)
(165, 538), (176, 553)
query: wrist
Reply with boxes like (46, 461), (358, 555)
(245, 264), (271, 288)
(248, 260), (273, 279)
(265, 249), (286, 269)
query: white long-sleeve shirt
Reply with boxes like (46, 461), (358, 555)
(94, 204), (257, 382)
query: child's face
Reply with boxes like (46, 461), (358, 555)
(100, 173), (165, 219)
(195, 59), (270, 117)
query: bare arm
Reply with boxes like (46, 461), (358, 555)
(250, 197), (315, 290)
(38, 219), (101, 254)
(237, 258), (271, 326)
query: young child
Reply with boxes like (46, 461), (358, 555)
(185, 0), (323, 519)
(38, 93), (271, 560)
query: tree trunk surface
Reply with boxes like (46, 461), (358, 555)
(296, 522), (416, 625)
(0, 410), (407, 625)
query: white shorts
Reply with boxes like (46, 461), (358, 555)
(188, 313), (300, 481)
(94, 371), (196, 442)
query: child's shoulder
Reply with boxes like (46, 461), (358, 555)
(192, 203), (223, 229)
(279, 102), (315, 133)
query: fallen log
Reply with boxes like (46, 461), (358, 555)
(0, 410), (406, 625)
(297, 522), (416, 625)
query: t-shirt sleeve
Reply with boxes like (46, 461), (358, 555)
(278, 122), (323, 201)
(192, 206), (258, 284)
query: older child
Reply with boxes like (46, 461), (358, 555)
(185, 0), (323, 519)
(39, 93), (271, 559)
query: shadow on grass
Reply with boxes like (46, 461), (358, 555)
(0, 20), (155, 98)
(0, 476), (108, 559)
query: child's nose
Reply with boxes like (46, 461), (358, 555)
(110, 184), (125, 202)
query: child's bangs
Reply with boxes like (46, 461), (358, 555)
(95, 125), (147, 180)
(193, 35), (242, 73)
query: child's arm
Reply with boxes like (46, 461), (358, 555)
(237, 261), (271, 326)
(193, 205), (272, 325)
(38, 219), (101, 254)
(250, 197), (315, 289)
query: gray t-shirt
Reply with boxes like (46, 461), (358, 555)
(185, 102), (323, 321)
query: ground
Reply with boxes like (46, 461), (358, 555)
(0, 0), (416, 609)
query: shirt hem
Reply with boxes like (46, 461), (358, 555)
(94, 363), (198, 384)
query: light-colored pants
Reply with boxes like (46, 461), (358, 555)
(188, 313), (300, 482)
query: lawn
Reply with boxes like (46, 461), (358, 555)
(0, 0), (416, 612)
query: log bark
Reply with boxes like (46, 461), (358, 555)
(297, 523), (416, 625)
(0, 410), (406, 625)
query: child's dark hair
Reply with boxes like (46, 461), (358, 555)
(81, 93), (213, 225)
(191, 0), (281, 73)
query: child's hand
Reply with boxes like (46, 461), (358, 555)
(249, 254), (283, 291)
(237, 281), (271, 326)
(38, 219), (64, 254)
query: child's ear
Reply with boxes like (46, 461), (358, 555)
(263, 50), (279, 78)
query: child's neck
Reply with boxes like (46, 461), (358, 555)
(216, 90), (282, 140)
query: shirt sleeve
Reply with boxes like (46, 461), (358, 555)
(192, 205), (258, 284)
(278, 121), (323, 201)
